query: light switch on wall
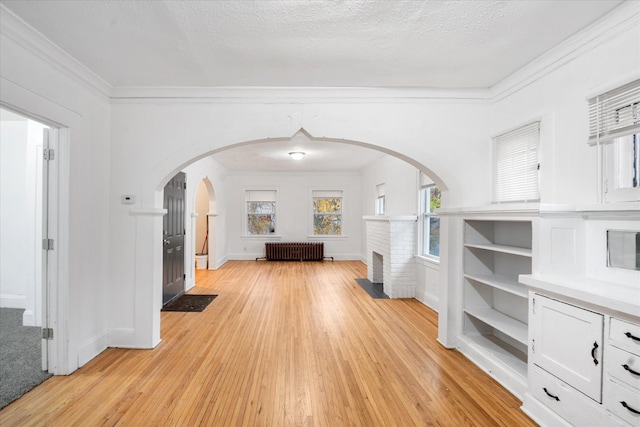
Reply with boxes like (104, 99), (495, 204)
(121, 195), (135, 204)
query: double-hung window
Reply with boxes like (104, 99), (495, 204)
(246, 190), (276, 235)
(375, 183), (385, 215)
(420, 185), (441, 258)
(312, 190), (342, 235)
(588, 78), (640, 202)
(493, 122), (540, 203)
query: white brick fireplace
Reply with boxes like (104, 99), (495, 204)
(363, 215), (417, 298)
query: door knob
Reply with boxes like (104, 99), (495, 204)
(163, 239), (170, 245)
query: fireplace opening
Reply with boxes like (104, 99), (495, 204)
(372, 251), (383, 285)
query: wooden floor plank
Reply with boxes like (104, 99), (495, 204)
(0, 261), (536, 426)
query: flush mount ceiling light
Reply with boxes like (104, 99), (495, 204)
(289, 151), (305, 160)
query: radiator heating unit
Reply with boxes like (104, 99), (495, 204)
(257, 242), (333, 262)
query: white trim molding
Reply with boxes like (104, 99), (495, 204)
(0, 4), (112, 98)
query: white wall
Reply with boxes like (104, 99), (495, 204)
(224, 171), (363, 260)
(489, 10), (639, 206)
(438, 6), (640, 348)
(1, 12), (112, 372)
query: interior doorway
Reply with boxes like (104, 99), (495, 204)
(0, 108), (52, 407)
(194, 177), (217, 271)
(162, 172), (186, 305)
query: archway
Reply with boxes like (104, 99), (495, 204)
(193, 177), (217, 273)
(130, 127), (458, 348)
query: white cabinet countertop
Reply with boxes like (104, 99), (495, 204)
(519, 274), (640, 319)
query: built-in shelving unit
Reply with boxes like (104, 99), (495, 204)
(461, 219), (533, 389)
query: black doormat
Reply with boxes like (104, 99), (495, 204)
(162, 294), (217, 312)
(354, 278), (389, 299)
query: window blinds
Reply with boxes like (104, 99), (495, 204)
(588, 78), (640, 145)
(494, 121), (540, 203)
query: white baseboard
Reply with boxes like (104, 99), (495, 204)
(77, 331), (108, 367)
(0, 293), (26, 309)
(106, 328), (136, 348)
(228, 253), (364, 261)
(416, 294), (439, 312)
(215, 256), (229, 268)
(456, 336), (527, 401)
(22, 309), (37, 327)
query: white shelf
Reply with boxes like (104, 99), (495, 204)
(464, 243), (532, 257)
(464, 307), (528, 346)
(464, 273), (528, 298)
(462, 333), (528, 379)
(462, 218), (533, 389)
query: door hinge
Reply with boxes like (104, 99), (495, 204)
(43, 148), (55, 160)
(532, 296), (535, 315)
(531, 339), (535, 353)
(42, 328), (54, 340)
(42, 238), (54, 250)
(184, 182), (187, 190)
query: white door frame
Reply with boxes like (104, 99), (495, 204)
(0, 86), (73, 375)
(41, 126), (70, 375)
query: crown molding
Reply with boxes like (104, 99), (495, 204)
(1, 2), (636, 104)
(489, 1), (640, 102)
(0, 4), (113, 99)
(109, 86), (490, 103)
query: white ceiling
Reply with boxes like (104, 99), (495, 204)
(0, 0), (625, 172)
(213, 129), (385, 172)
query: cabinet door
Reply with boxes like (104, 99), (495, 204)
(531, 295), (604, 402)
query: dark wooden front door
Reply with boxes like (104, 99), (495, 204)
(163, 172), (185, 305)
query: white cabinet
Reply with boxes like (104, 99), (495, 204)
(520, 280), (640, 427)
(605, 318), (640, 426)
(462, 220), (532, 387)
(530, 295), (603, 402)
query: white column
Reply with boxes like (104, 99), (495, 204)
(131, 207), (166, 348)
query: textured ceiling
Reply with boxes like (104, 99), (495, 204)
(0, 1), (626, 172)
(1, 0), (624, 89)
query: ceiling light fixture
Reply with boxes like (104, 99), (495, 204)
(289, 151), (305, 160)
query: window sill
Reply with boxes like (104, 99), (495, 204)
(241, 235), (282, 240)
(307, 235), (349, 240)
(416, 255), (440, 266)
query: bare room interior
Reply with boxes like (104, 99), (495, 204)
(0, 1), (639, 426)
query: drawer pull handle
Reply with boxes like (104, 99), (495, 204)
(622, 364), (640, 376)
(591, 342), (599, 366)
(621, 401), (640, 415)
(625, 332), (640, 342)
(543, 387), (560, 401)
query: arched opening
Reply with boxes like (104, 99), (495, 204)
(137, 127), (455, 348)
(193, 177), (217, 273)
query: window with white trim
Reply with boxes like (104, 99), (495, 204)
(246, 190), (276, 235)
(312, 190), (342, 235)
(588, 78), (640, 202)
(420, 185), (441, 258)
(493, 121), (540, 203)
(375, 183), (385, 215)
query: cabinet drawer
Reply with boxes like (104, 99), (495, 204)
(531, 295), (603, 402)
(530, 366), (607, 427)
(606, 345), (640, 391)
(607, 379), (640, 426)
(610, 318), (640, 356)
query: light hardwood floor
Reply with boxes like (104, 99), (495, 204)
(0, 261), (536, 426)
